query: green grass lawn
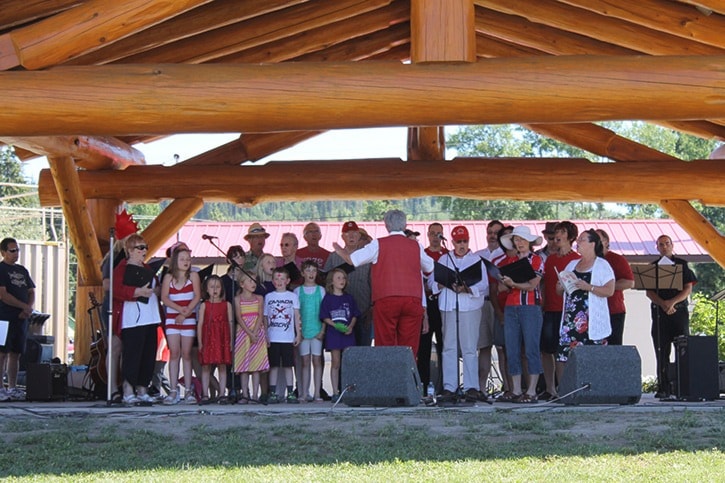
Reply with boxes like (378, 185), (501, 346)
(1, 408), (723, 481)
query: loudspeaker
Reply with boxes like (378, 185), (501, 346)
(719, 362), (725, 394)
(341, 346), (422, 407)
(674, 336), (718, 401)
(26, 363), (68, 401)
(558, 345), (641, 405)
(19, 335), (55, 372)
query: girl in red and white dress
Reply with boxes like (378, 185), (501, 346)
(161, 247), (201, 404)
(197, 275), (233, 404)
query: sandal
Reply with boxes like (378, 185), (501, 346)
(496, 391), (517, 402)
(199, 396), (211, 405)
(110, 391), (123, 404)
(514, 393), (538, 404)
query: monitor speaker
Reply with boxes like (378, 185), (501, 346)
(26, 363), (68, 401)
(341, 346), (422, 407)
(674, 336), (718, 401)
(558, 345), (641, 405)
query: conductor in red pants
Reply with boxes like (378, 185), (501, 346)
(333, 210), (434, 356)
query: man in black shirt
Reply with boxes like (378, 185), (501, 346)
(0, 238), (36, 402)
(645, 234), (697, 399)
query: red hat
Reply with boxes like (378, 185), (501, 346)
(451, 225), (469, 242)
(342, 221), (359, 233)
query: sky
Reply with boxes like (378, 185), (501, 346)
(22, 128), (415, 182)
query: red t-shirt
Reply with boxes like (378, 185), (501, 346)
(542, 250), (581, 312)
(604, 250), (634, 314)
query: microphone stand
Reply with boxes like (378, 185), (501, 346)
(202, 236), (240, 402)
(106, 227), (115, 406)
(443, 244), (466, 403)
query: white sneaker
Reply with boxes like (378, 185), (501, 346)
(0, 388), (9, 402)
(122, 394), (140, 405)
(185, 391), (197, 405)
(163, 390), (180, 405)
(137, 393), (154, 404)
(8, 387), (26, 401)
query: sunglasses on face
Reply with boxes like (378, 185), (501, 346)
(454, 240), (469, 244)
(6, 248), (19, 253)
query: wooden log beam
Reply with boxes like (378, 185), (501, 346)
(474, 0), (725, 55)
(654, 121), (725, 142)
(37, 157), (725, 207)
(0, 0), (213, 70)
(660, 199), (725, 269)
(523, 123), (680, 162)
(67, 0), (309, 65)
(676, 1), (725, 16)
(408, 126), (446, 161)
(475, 7), (637, 55)
(558, 0), (725, 49)
(1, 136), (146, 170)
(47, 156), (103, 286)
(215, 2), (410, 64)
(0, 1), (79, 31)
(412, 0), (476, 62)
(3, 56), (725, 136)
(141, 198), (204, 258)
(122, 0), (394, 64)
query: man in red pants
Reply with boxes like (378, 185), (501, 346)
(333, 210), (433, 356)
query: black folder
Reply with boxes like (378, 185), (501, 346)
(434, 261), (483, 290)
(123, 264), (154, 303)
(481, 258), (502, 281)
(499, 257), (538, 283)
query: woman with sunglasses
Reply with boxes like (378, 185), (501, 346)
(112, 234), (162, 405)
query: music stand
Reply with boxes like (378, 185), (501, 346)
(632, 263), (684, 398)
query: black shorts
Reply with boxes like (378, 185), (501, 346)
(540, 311), (561, 354)
(0, 318), (29, 354)
(267, 342), (294, 368)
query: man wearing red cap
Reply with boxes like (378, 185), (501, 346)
(333, 210), (433, 355)
(324, 221), (372, 346)
(430, 226), (488, 402)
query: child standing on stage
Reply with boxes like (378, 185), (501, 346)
(264, 267), (302, 404)
(321, 268), (360, 403)
(293, 260), (326, 402)
(197, 275), (233, 404)
(234, 270), (269, 403)
(161, 247), (201, 405)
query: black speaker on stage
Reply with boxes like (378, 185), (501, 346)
(26, 363), (68, 401)
(19, 335), (55, 372)
(558, 345), (641, 405)
(674, 336), (718, 401)
(341, 346), (422, 407)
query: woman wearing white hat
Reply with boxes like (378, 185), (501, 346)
(498, 226), (544, 403)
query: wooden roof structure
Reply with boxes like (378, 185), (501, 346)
(1, 1), (724, 362)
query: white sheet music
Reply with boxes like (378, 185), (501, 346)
(657, 256), (675, 265)
(0, 320), (8, 346)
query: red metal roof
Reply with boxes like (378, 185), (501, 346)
(153, 219), (710, 263)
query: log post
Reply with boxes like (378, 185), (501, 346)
(141, 198), (205, 257)
(660, 199), (725, 269)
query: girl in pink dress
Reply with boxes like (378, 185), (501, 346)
(197, 275), (233, 403)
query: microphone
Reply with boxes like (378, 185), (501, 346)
(201, 234), (218, 240)
(437, 233), (447, 241)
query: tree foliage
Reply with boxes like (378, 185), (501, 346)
(0, 147), (45, 240)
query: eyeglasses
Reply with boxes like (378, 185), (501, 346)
(454, 240), (469, 244)
(7, 248), (19, 253)
(133, 245), (148, 251)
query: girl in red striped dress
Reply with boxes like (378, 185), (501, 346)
(161, 248), (201, 404)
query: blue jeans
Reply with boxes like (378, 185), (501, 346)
(504, 305), (543, 376)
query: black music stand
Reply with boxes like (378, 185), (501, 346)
(632, 263), (683, 398)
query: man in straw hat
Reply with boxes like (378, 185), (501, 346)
(243, 222), (270, 271)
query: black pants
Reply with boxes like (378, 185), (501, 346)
(651, 305), (689, 393)
(121, 324), (158, 388)
(608, 312), (627, 346)
(417, 298), (443, 391)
